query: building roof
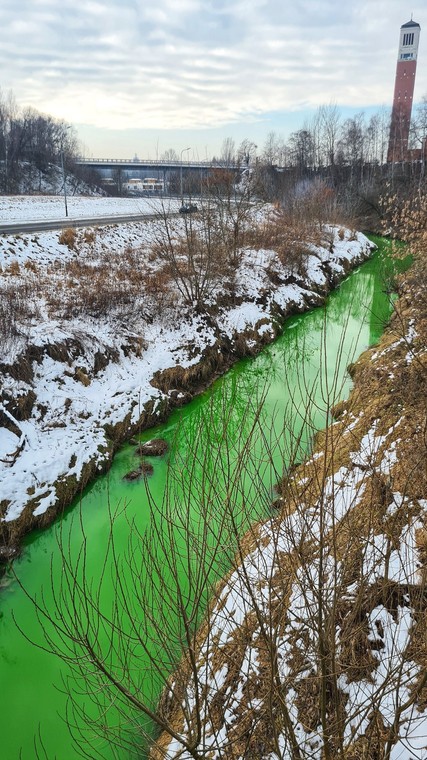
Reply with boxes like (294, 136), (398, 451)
(401, 20), (420, 29)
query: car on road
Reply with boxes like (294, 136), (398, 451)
(179, 204), (198, 214)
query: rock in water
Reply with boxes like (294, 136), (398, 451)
(140, 460), (154, 476)
(123, 469), (142, 482)
(0, 545), (20, 564)
(136, 438), (168, 457)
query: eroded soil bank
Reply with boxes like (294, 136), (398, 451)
(155, 249), (427, 758)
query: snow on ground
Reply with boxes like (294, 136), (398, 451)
(0, 202), (374, 529)
(0, 195), (181, 270)
(0, 194), (178, 222)
(0, 218), (161, 268)
(8, 199), (422, 757)
(1, 313), (216, 521)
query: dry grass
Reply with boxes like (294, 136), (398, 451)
(0, 281), (40, 350)
(7, 260), (21, 275)
(58, 227), (77, 250)
(0, 201), (356, 350)
(246, 208), (321, 273)
(83, 229), (96, 244)
(244, 199), (354, 283)
(0, 242), (156, 327)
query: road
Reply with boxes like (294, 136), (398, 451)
(0, 212), (161, 235)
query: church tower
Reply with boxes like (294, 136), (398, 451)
(387, 19), (421, 162)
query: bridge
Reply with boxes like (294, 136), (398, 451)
(76, 157), (242, 194)
(76, 157), (239, 172)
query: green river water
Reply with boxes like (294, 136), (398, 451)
(0, 238), (404, 759)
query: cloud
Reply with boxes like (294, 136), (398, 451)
(1, 0), (425, 134)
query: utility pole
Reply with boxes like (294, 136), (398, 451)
(180, 147), (190, 200)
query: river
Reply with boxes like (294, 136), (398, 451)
(0, 237), (402, 759)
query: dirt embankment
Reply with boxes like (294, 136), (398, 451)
(153, 256), (427, 759)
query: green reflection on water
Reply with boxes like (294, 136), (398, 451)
(0, 240), (405, 759)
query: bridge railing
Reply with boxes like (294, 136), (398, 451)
(76, 157), (239, 169)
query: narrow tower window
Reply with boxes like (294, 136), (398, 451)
(403, 32), (415, 46)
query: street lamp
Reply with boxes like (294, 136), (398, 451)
(61, 147), (68, 217)
(60, 126), (71, 217)
(180, 147), (191, 200)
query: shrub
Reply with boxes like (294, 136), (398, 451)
(24, 260), (38, 273)
(83, 230), (96, 244)
(8, 260), (20, 276)
(59, 227), (77, 250)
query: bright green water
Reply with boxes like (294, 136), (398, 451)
(0, 239), (405, 759)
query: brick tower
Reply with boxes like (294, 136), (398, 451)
(387, 19), (421, 163)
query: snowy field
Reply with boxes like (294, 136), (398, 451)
(0, 194), (177, 222)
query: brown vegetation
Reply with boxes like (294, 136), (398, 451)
(58, 227), (77, 250)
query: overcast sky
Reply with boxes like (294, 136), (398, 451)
(1, 0), (425, 158)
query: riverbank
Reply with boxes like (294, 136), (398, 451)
(156, 245), (427, 758)
(0, 200), (373, 549)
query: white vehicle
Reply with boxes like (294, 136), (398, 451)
(123, 177), (164, 194)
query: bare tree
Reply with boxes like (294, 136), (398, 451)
(219, 137), (236, 166)
(411, 95), (427, 163)
(0, 89), (20, 192)
(288, 127), (315, 178)
(0, 90), (83, 193)
(149, 178), (267, 305)
(262, 131), (287, 167)
(318, 104), (341, 169)
(160, 148), (179, 162)
(15, 383), (283, 759)
(12, 211), (427, 758)
(237, 138), (257, 168)
(338, 112), (366, 181)
(154, 281), (427, 759)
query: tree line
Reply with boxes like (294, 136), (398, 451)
(0, 89), (97, 193)
(157, 102), (427, 228)
(214, 101), (427, 173)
